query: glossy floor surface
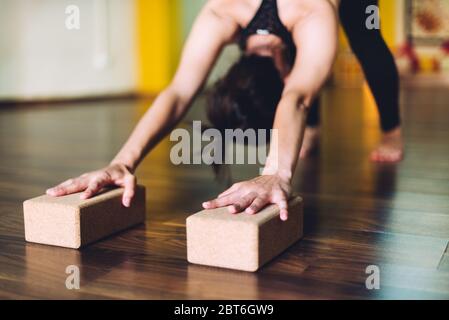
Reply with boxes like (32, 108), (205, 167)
(1, 86), (449, 299)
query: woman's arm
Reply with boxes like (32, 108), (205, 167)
(203, 3), (338, 220)
(47, 2), (238, 206)
(265, 2), (339, 177)
(112, 4), (238, 171)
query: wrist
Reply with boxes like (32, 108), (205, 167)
(262, 156), (293, 182)
(110, 152), (139, 173)
(261, 167), (292, 182)
(110, 160), (135, 173)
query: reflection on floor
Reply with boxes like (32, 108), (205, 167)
(0, 86), (449, 299)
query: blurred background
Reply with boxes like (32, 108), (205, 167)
(1, 1), (449, 300)
(1, 0), (448, 102)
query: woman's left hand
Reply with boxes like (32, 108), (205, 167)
(202, 175), (292, 221)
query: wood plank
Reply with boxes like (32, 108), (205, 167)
(0, 86), (448, 299)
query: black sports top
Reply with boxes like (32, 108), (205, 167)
(239, 0), (296, 65)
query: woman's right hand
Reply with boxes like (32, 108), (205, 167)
(46, 163), (137, 207)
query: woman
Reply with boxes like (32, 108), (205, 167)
(301, 0), (403, 162)
(46, 0), (338, 220)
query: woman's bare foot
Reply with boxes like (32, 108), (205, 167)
(299, 127), (320, 159)
(370, 127), (404, 163)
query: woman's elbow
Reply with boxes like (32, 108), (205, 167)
(281, 87), (318, 111)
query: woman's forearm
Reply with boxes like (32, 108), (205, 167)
(262, 91), (310, 181)
(111, 87), (191, 171)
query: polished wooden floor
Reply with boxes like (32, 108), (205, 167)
(1, 86), (449, 299)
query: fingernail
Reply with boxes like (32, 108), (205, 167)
(202, 202), (209, 208)
(123, 198), (130, 207)
(80, 193), (88, 199)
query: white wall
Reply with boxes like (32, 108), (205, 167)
(0, 0), (137, 101)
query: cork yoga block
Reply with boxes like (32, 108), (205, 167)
(23, 186), (146, 249)
(186, 196), (303, 272)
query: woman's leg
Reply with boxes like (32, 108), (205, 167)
(306, 98), (320, 127)
(339, 0), (403, 162)
(301, 98), (321, 158)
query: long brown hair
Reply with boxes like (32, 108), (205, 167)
(205, 54), (284, 180)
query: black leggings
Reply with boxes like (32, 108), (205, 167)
(307, 0), (400, 132)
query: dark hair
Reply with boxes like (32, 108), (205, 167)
(206, 54), (284, 133)
(205, 55), (284, 181)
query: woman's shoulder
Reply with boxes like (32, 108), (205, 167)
(205, 0), (261, 29)
(266, 0), (330, 31)
(205, 0), (245, 15)
(204, 0), (335, 32)
(281, 0), (337, 30)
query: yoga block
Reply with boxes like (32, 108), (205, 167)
(186, 196), (303, 272)
(23, 186), (146, 249)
